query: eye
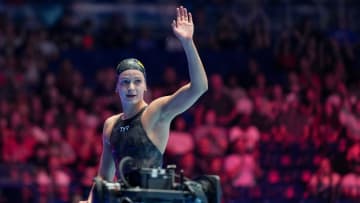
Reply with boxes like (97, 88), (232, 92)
(134, 79), (142, 84)
(120, 79), (130, 85)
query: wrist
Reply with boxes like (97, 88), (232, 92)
(180, 39), (195, 50)
(180, 38), (193, 45)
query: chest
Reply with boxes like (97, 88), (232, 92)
(110, 119), (144, 145)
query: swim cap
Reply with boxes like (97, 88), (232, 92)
(116, 58), (146, 77)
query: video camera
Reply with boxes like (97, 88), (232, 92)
(93, 157), (221, 203)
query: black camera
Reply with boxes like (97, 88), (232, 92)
(93, 157), (221, 203)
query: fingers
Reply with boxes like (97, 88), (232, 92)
(183, 7), (188, 22)
(179, 6), (184, 21)
(176, 6), (191, 23)
(176, 7), (181, 22)
(172, 19), (177, 29)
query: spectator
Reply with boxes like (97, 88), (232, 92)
(193, 109), (229, 174)
(224, 135), (262, 200)
(99, 14), (133, 49)
(212, 14), (240, 50)
(224, 73), (247, 102)
(166, 116), (195, 177)
(339, 99), (360, 141)
(35, 169), (52, 203)
(196, 73), (236, 126)
(339, 143), (360, 200)
(228, 117), (260, 152)
(307, 157), (341, 202)
(159, 66), (180, 95)
(53, 170), (72, 203)
(47, 127), (76, 167)
(275, 30), (297, 71)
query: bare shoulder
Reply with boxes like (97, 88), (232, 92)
(103, 114), (122, 139)
(142, 96), (172, 128)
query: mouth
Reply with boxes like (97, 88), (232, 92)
(126, 94), (137, 98)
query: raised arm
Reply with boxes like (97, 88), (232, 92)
(148, 6), (208, 121)
(172, 6), (208, 93)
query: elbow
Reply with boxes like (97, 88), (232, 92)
(202, 83), (208, 93)
(201, 78), (208, 93)
(189, 83), (207, 96)
(189, 80), (208, 95)
(204, 79), (209, 91)
(197, 82), (208, 95)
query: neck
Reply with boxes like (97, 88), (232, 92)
(122, 101), (147, 119)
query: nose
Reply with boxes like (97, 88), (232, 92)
(128, 81), (135, 90)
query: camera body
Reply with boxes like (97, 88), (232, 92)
(138, 167), (174, 190)
(94, 165), (221, 203)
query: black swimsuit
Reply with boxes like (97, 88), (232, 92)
(109, 107), (163, 179)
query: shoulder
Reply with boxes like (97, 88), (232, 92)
(103, 114), (122, 139)
(104, 114), (122, 126)
(142, 96), (172, 126)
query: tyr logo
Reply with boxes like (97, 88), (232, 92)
(118, 125), (130, 133)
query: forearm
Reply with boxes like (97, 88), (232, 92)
(182, 39), (208, 92)
(84, 173), (111, 203)
(79, 184), (94, 203)
(88, 184), (94, 203)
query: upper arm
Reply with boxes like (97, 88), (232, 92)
(150, 83), (206, 122)
(98, 118), (116, 181)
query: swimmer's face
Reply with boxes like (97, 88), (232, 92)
(116, 69), (147, 105)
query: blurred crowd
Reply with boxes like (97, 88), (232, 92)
(1, 1), (360, 203)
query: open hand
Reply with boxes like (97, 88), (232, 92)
(172, 6), (194, 42)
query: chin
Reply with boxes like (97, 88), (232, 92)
(124, 98), (141, 105)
